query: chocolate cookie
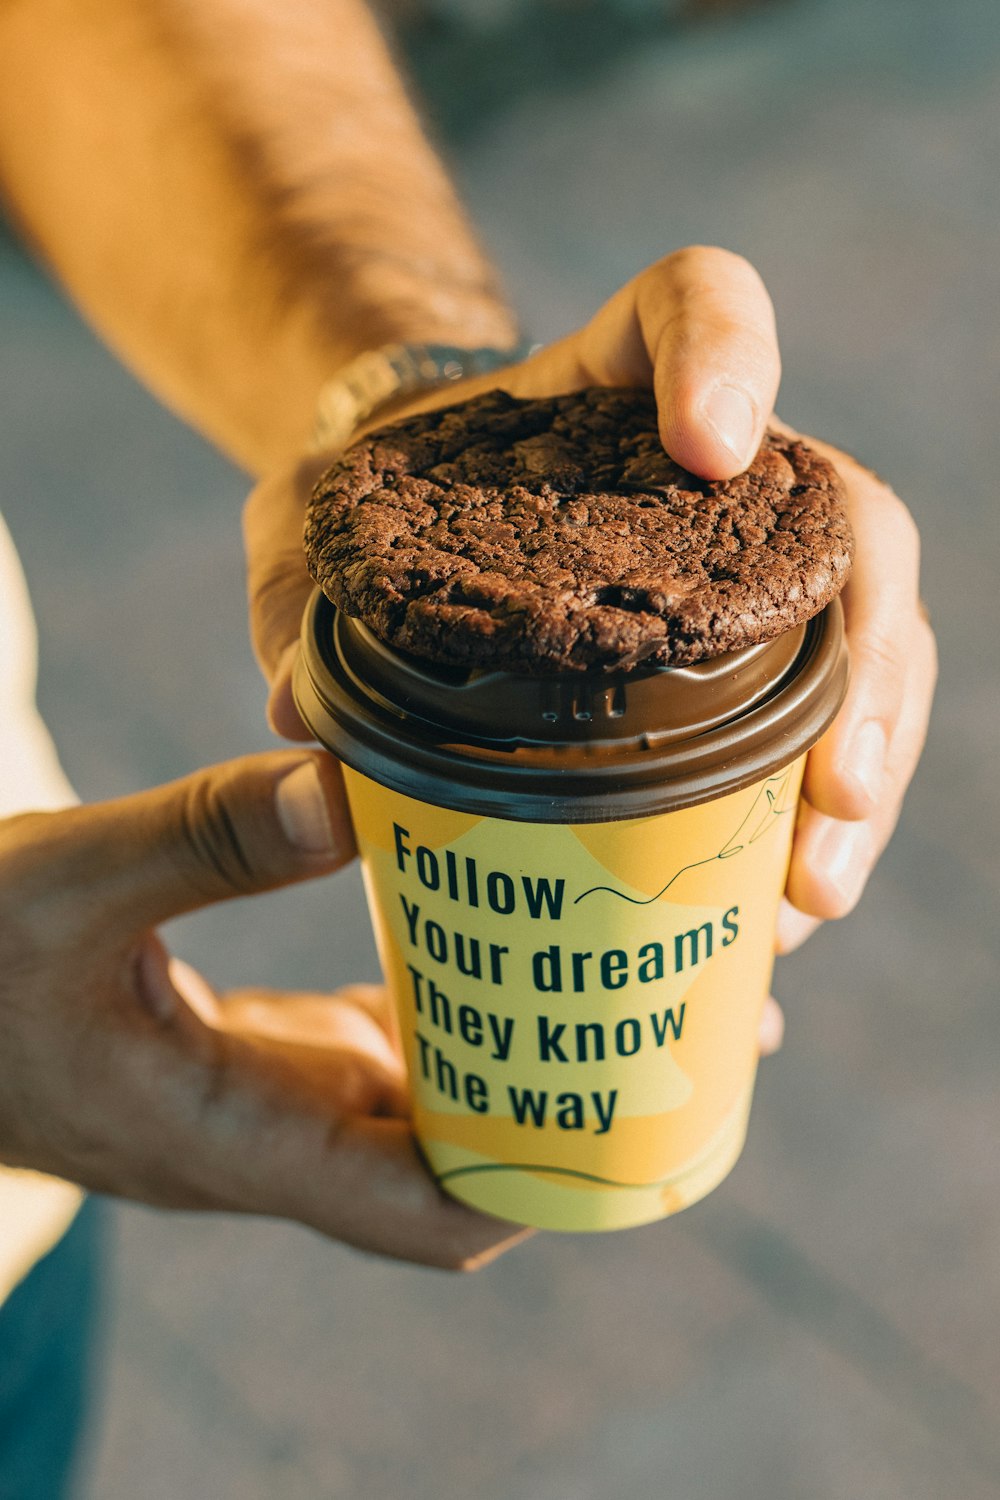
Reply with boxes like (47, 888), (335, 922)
(305, 387), (853, 674)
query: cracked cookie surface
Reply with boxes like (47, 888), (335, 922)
(305, 387), (853, 674)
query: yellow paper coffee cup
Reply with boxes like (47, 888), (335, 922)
(294, 593), (847, 1232)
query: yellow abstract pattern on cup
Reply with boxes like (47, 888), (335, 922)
(343, 758), (805, 1232)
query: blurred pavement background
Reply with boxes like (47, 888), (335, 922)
(1, 0), (997, 1495)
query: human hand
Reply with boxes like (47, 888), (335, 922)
(0, 751), (526, 1268)
(245, 246), (782, 730)
(244, 247), (935, 958)
(772, 430), (936, 953)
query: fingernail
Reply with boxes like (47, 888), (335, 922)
(275, 760), (336, 854)
(813, 821), (872, 910)
(845, 720), (887, 805)
(704, 385), (756, 466)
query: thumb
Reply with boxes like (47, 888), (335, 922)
(638, 248), (781, 478)
(574, 248), (781, 479)
(70, 750), (354, 932)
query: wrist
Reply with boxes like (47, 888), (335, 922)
(310, 337), (538, 454)
(250, 273), (517, 473)
(333, 249), (518, 348)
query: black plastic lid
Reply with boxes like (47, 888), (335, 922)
(294, 591), (848, 823)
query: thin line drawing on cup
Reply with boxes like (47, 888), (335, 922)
(574, 769), (797, 907)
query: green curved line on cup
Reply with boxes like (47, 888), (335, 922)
(436, 1161), (664, 1190)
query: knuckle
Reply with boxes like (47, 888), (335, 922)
(659, 245), (712, 291)
(0, 810), (90, 953)
(173, 774), (258, 900)
(793, 876), (862, 924)
(668, 245), (770, 310)
(852, 628), (903, 685)
(853, 474), (921, 566)
(788, 830), (873, 923)
(663, 243), (750, 280)
(247, 544), (303, 614)
(247, 548), (309, 672)
(637, 246), (719, 311)
(643, 249), (777, 393)
(883, 489), (921, 560)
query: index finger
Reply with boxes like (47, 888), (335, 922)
(243, 451), (331, 684)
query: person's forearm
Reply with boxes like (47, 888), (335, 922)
(0, 0), (517, 472)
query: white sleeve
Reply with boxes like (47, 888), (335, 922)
(0, 508), (82, 1303)
(0, 509), (77, 815)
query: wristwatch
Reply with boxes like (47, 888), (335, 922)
(309, 338), (539, 454)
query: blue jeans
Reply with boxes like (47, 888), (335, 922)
(0, 1199), (105, 1500)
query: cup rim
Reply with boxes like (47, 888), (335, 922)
(294, 590), (848, 823)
